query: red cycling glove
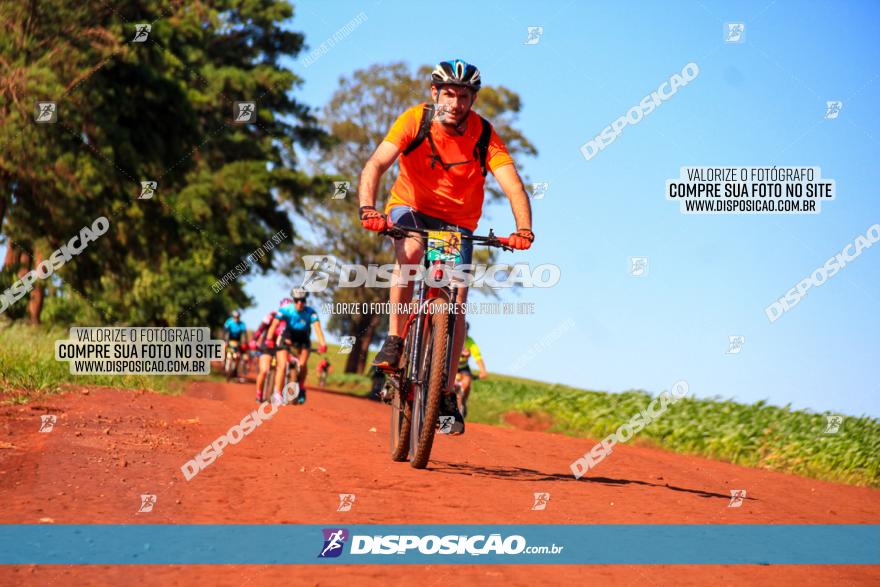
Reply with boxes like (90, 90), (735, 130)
(507, 228), (535, 250)
(360, 206), (386, 232)
(318, 344), (327, 353)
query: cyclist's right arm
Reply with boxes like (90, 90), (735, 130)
(358, 141), (400, 210)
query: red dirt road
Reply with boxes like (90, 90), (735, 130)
(1, 381), (878, 586)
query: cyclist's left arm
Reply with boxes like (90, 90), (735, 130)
(494, 164), (532, 235)
(310, 310), (327, 351)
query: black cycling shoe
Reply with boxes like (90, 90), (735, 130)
(372, 336), (403, 370)
(440, 392), (464, 435)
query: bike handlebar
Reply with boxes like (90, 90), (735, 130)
(380, 218), (512, 251)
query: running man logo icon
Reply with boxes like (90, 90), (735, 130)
(138, 494), (157, 513)
(332, 181), (350, 200)
(728, 489), (746, 508)
(35, 102), (57, 123)
(824, 101), (843, 120)
(233, 102), (256, 123)
(338, 335), (355, 354)
(300, 255), (338, 293)
(433, 102), (452, 123)
(524, 26), (544, 45)
(630, 256), (648, 277)
(529, 182), (549, 200)
(824, 415), (844, 434)
(39, 415), (57, 433)
(726, 335), (745, 355)
(531, 492), (550, 510)
(132, 24), (151, 42)
(725, 23), (745, 43)
(438, 416), (454, 434)
(337, 494), (356, 512)
(318, 528), (349, 558)
(139, 181), (157, 200)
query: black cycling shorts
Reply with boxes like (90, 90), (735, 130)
(279, 328), (310, 352)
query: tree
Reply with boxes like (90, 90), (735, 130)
(290, 62), (537, 373)
(0, 0), (326, 325)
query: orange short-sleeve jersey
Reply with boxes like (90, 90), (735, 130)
(383, 103), (514, 231)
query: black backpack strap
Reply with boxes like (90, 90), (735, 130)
(402, 104), (435, 156)
(473, 115), (492, 176)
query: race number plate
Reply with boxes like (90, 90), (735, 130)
(426, 230), (462, 263)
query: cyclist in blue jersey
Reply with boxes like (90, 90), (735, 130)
(265, 289), (327, 405)
(222, 310), (248, 382)
(224, 310), (248, 344)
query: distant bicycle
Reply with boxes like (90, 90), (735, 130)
(224, 340), (243, 382)
(260, 352), (301, 405)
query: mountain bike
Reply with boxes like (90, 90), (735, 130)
(224, 340), (242, 382)
(378, 222), (511, 468)
(259, 350), (301, 404)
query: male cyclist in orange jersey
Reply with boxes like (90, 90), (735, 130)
(358, 59), (534, 428)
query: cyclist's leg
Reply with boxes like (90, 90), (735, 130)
(298, 347), (310, 385)
(387, 206), (427, 338)
(274, 344), (290, 395)
(256, 352), (272, 398)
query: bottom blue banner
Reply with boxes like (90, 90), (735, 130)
(0, 525), (877, 564)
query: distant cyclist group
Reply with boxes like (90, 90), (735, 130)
(222, 288), (327, 406)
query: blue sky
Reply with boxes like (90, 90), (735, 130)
(5, 1), (872, 417)
(237, 0), (880, 417)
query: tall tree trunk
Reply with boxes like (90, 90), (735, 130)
(3, 242), (17, 269)
(27, 251), (44, 324)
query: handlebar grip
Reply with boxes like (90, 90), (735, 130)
(497, 237), (510, 246)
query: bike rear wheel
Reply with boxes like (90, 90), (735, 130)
(408, 302), (449, 469)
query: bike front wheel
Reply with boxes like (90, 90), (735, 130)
(408, 301), (449, 469)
